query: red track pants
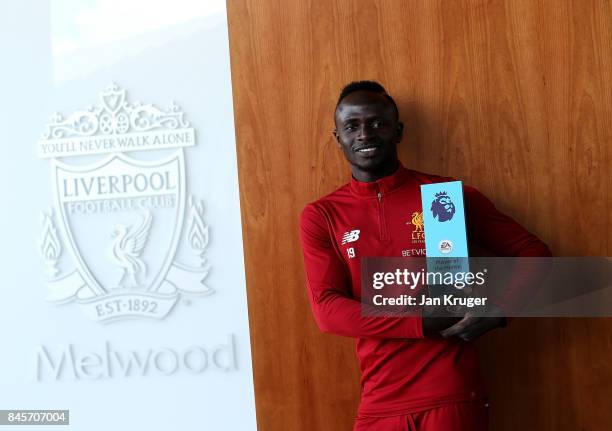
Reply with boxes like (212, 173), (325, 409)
(354, 401), (489, 431)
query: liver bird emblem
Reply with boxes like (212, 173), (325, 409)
(110, 211), (153, 288)
(411, 211), (424, 232)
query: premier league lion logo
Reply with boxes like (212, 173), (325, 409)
(430, 191), (456, 222)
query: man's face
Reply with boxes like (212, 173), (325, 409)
(333, 91), (403, 174)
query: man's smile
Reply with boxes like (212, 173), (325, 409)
(354, 144), (382, 155)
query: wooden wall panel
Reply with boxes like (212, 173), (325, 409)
(226, 1), (612, 430)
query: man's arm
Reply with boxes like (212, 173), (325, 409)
(299, 204), (425, 339)
(464, 186), (552, 311)
(440, 186), (552, 340)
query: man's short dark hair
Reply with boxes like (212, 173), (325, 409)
(336, 80), (399, 118)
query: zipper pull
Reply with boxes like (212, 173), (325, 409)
(377, 192), (382, 202)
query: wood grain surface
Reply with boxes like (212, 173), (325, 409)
(226, 1), (612, 429)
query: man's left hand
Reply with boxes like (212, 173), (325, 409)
(439, 304), (506, 341)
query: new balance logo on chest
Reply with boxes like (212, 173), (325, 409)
(341, 229), (360, 244)
(341, 229), (360, 260)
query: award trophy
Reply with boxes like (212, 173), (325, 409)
(420, 181), (470, 315)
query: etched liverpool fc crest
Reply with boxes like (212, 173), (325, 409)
(38, 84), (212, 322)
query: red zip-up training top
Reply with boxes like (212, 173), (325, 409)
(299, 164), (551, 417)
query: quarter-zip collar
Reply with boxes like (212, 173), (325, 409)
(349, 163), (412, 198)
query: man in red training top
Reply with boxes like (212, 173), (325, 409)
(299, 81), (551, 431)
